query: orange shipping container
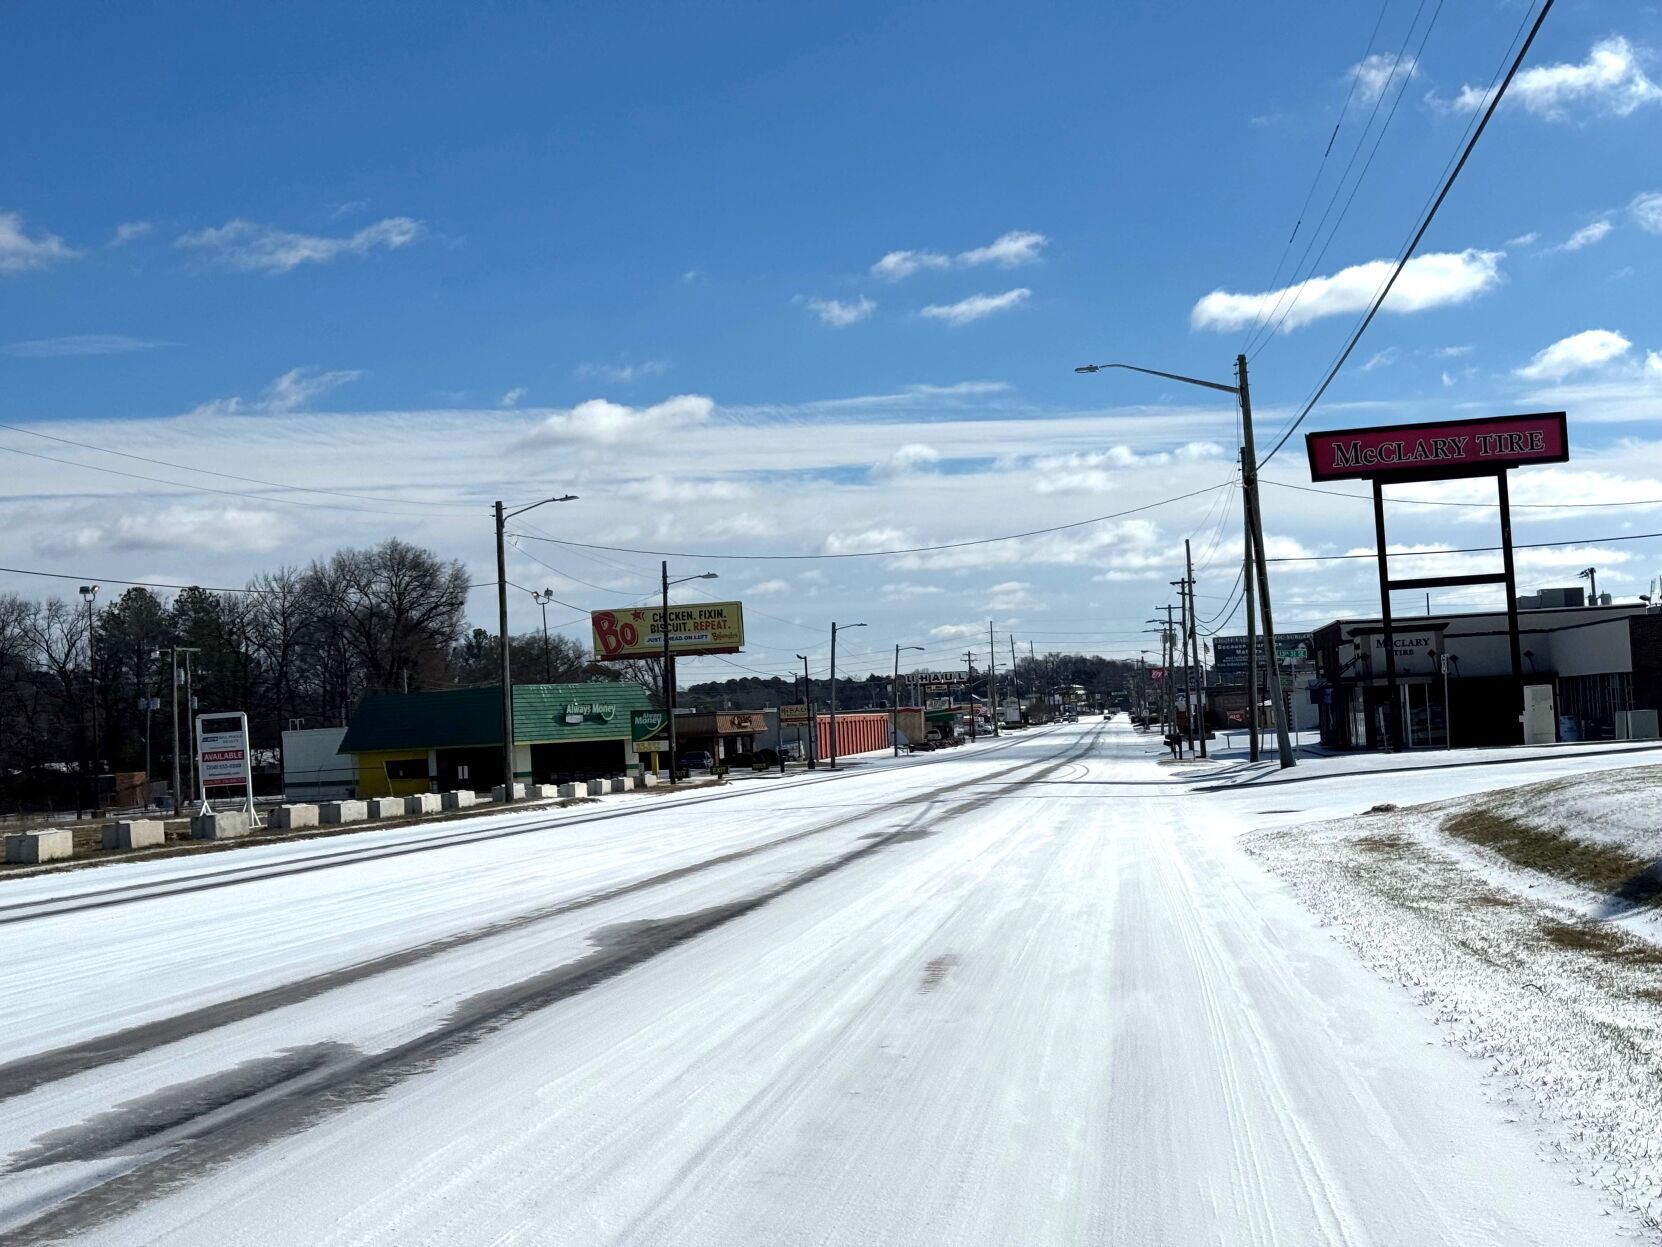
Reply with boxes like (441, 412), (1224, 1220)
(816, 712), (890, 759)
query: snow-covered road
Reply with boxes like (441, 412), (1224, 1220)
(0, 722), (1649, 1244)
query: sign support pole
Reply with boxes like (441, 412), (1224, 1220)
(1371, 480), (1402, 751)
(1497, 469), (1525, 743)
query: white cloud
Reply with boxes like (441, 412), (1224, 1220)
(501, 387), (528, 409)
(747, 578), (790, 596)
(874, 443), (941, 475)
(872, 230), (1047, 280)
(905, 380), (1010, 397)
(189, 366), (364, 417)
(881, 582), (944, 600)
(108, 221), (153, 247)
(1439, 37), (1662, 120)
(805, 295), (875, 327)
(1441, 371), (1456, 388)
(872, 249), (951, 280)
(956, 230), (1048, 268)
(1350, 53), (1417, 105)
(920, 288), (1031, 326)
(1361, 346), (1400, 372)
(1551, 220), (1613, 252)
(0, 212), (80, 274)
(1430, 344), (1474, 358)
(1630, 191), (1662, 234)
(1506, 232), (1539, 247)
(4, 334), (173, 358)
(525, 394), (714, 446)
(576, 359), (669, 384)
(1190, 249), (1503, 332)
(929, 623), (984, 641)
(1514, 329), (1631, 381)
(985, 580), (1035, 612)
(176, 216), (423, 273)
(35, 503), (292, 557)
(823, 526), (911, 555)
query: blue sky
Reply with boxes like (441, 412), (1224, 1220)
(3, 1), (1661, 679)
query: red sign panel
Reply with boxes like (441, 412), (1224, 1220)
(1305, 411), (1567, 483)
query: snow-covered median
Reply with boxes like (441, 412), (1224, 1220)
(1245, 764), (1662, 1231)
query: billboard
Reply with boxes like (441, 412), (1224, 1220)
(779, 704), (811, 725)
(1305, 411), (1567, 483)
(1213, 633), (1311, 670)
(591, 601), (746, 659)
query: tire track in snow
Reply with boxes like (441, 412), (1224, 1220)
(0, 727), (1060, 927)
(0, 735), (1071, 1104)
(0, 730), (1106, 1241)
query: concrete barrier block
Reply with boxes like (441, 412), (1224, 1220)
(320, 800), (368, 825)
(403, 793), (442, 815)
(585, 779), (607, 796)
(191, 812), (250, 840)
(6, 829), (75, 864)
(557, 783), (582, 799)
(365, 797), (404, 819)
(268, 804), (319, 831)
(612, 777), (633, 793)
(490, 783), (527, 802)
(103, 819), (165, 850)
(636, 773), (657, 788)
(528, 784), (558, 799)
(441, 790), (475, 810)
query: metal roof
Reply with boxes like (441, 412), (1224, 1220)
(339, 682), (654, 753)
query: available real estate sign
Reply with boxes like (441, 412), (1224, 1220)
(591, 601), (747, 659)
(1305, 412), (1567, 483)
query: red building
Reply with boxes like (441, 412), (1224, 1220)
(816, 712), (890, 759)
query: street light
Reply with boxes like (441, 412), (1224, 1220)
(530, 588), (556, 683)
(494, 495), (577, 803)
(1076, 354), (1294, 768)
(662, 563), (719, 785)
(893, 644), (925, 756)
(828, 622), (866, 769)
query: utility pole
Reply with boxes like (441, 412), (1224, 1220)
(170, 647), (180, 813)
(531, 589), (555, 682)
(1185, 539), (1206, 759)
(1236, 354), (1294, 766)
(662, 561), (676, 784)
(1173, 575), (1194, 758)
(988, 621), (999, 736)
(963, 651), (978, 739)
(797, 654), (816, 769)
(1243, 448), (1260, 762)
(183, 648), (198, 801)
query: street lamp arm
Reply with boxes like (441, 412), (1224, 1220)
(1073, 362), (1240, 397)
(503, 494), (578, 521)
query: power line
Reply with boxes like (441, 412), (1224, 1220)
(1237, 0), (1395, 354)
(512, 482), (1232, 561)
(1259, 0), (1556, 466)
(1261, 477), (1662, 510)
(0, 564), (273, 595)
(0, 419), (481, 512)
(1246, 0), (1439, 358)
(1265, 527), (1662, 564)
(0, 439), (478, 519)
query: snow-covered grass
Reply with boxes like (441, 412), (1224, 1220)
(1244, 764), (1662, 1230)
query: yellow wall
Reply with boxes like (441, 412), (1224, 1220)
(353, 749), (430, 798)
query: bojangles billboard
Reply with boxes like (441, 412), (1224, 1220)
(591, 601), (746, 659)
(1305, 411), (1567, 483)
